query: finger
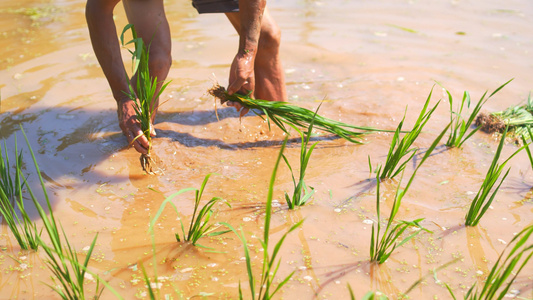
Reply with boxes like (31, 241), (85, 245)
(226, 101), (243, 111)
(127, 130), (149, 154)
(227, 77), (247, 95)
(242, 78), (254, 95)
(239, 107), (250, 117)
(132, 140), (148, 154)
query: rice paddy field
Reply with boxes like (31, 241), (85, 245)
(1, 0), (533, 299)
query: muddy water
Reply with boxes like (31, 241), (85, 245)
(1, 0), (533, 299)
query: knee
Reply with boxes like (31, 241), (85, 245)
(259, 21), (281, 53)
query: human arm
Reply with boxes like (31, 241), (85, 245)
(226, 0), (266, 116)
(85, 0), (149, 154)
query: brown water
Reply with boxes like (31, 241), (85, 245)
(1, 0), (533, 299)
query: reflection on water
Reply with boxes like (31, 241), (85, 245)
(1, 0), (533, 299)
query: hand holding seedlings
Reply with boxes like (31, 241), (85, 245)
(86, 0), (286, 156)
(117, 98), (150, 154)
(224, 1), (287, 116)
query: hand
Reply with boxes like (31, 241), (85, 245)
(227, 51), (255, 117)
(117, 98), (150, 154)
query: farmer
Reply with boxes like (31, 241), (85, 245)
(85, 0), (287, 154)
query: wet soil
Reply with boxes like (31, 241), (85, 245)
(0, 0), (532, 299)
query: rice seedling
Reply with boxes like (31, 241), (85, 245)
(370, 122), (450, 264)
(443, 79), (513, 148)
(378, 87), (440, 180)
(282, 109), (319, 209)
(446, 224), (533, 300)
(120, 24), (170, 174)
(348, 285), (388, 300)
(0, 137), (41, 250)
(140, 263), (157, 300)
(208, 84), (388, 144)
(19, 127), (104, 299)
(521, 127), (533, 168)
(150, 173), (230, 249)
(223, 138), (304, 299)
(464, 127), (525, 226)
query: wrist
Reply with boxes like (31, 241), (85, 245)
(115, 92), (132, 105)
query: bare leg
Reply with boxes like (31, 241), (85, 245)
(226, 8), (287, 102)
(123, 0), (172, 129)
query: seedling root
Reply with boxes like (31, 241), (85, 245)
(140, 153), (155, 175)
(475, 112), (506, 133)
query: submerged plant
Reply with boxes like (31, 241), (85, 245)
(443, 79), (513, 148)
(464, 127), (525, 226)
(224, 138), (303, 299)
(120, 24), (170, 174)
(0, 137), (40, 250)
(370, 122), (450, 264)
(522, 127), (533, 169)
(446, 225), (533, 300)
(208, 84), (388, 144)
(379, 87), (440, 180)
(282, 110), (319, 209)
(150, 174), (230, 249)
(18, 127), (103, 299)
(348, 285), (388, 300)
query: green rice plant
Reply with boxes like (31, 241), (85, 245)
(19, 127), (104, 299)
(140, 263), (157, 300)
(348, 285), (388, 300)
(282, 109), (319, 209)
(379, 87), (440, 179)
(464, 127), (525, 226)
(446, 224), (533, 300)
(444, 79), (513, 148)
(120, 24), (170, 174)
(208, 84), (389, 144)
(1, 139), (21, 201)
(521, 127), (533, 168)
(223, 138), (304, 299)
(0, 137), (41, 250)
(150, 174), (230, 249)
(370, 122), (450, 264)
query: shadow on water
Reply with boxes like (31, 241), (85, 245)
(0, 105), (349, 221)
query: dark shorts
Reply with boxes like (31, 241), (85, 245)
(192, 0), (239, 14)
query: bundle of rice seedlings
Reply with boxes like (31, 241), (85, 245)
(120, 24), (170, 174)
(208, 84), (387, 143)
(476, 92), (533, 140)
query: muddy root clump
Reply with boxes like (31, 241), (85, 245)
(140, 153), (156, 175)
(475, 112), (506, 133)
(208, 84), (229, 105)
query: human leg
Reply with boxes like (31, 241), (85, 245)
(225, 8), (287, 102)
(122, 0), (172, 128)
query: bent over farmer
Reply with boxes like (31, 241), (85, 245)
(85, 0), (287, 154)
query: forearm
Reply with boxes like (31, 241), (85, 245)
(86, 0), (130, 103)
(238, 0), (266, 57)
